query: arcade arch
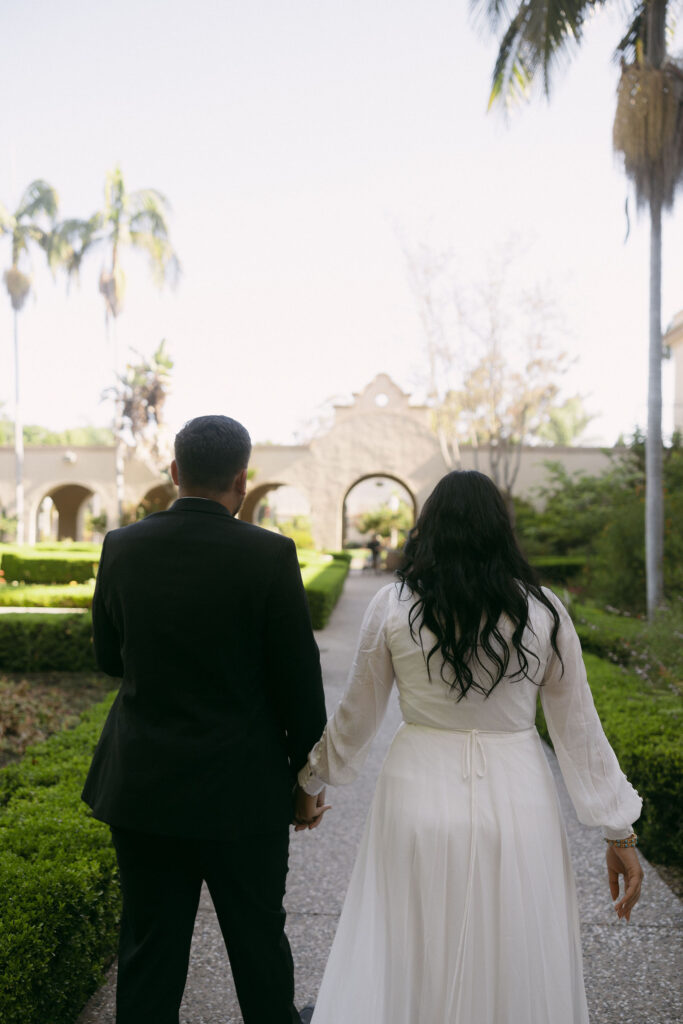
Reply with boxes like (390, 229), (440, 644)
(138, 482), (177, 517)
(240, 481), (313, 544)
(35, 483), (98, 542)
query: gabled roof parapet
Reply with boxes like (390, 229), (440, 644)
(332, 373), (431, 428)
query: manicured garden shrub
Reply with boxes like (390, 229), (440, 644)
(325, 550), (353, 565)
(0, 695), (120, 1024)
(531, 555), (586, 586)
(536, 653), (682, 866)
(0, 583), (94, 609)
(0, 614), (96, 672)
(2, 552), (99, 585)
(301, 559), (351, 629)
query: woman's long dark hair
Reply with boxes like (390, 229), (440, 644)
(396, 470), (562, 700)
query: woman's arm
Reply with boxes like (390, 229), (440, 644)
(297, 584), (396, 794)
(540, 591), (642, 839)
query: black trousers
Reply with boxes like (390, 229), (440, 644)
(110, 826), (300, 1024)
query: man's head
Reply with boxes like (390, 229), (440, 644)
(171, 415), (252, 514)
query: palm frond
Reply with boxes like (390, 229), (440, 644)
(16, 180), (58, 222)
(483, 0), (610, 105)
(0, 203), (14, 234)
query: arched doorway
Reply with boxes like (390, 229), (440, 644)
(139, 483), (177, 517)
(342, 475), (416, 552)
(241, 482), (313, 547)
(36, 484), (96, 542)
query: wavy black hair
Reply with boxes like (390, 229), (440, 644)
(396, 470), (562, 700)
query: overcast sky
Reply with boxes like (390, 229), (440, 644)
(1, 0), (682, 447)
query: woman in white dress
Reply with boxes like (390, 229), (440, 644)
(295, 470), (643, 1024)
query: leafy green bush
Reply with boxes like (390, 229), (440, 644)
(0, 583), (94, 608)
(0, 695), (120, 1024)
(2, 552), (99, 585)
(516, 436), (683, 611)
(536, 653), (682, 866)
(531, 555), (586, 585)
(0, 614), (96, 672)
(325, 550), (353, 565)
(301, 560), (350, 629)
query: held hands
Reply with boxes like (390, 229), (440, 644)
(293, 786), (331, 832)
(607, 844), (644, 921)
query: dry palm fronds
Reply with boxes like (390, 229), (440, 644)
(3, 266), (31, 311)
(613, 59), (683, 210)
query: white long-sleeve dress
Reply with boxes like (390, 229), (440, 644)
(298, 583), (642, 1024)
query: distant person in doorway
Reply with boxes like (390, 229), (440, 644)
(367, 533), (382, 573)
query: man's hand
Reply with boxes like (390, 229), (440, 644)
(293, 786), (331, 832)
(607, 844), (643, 921)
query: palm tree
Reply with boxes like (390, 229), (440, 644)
(472, 0), (683, 618)
(69, 166), (180, 524)
(0, 180), (60, 543)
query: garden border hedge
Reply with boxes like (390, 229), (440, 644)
(0, 613), (95, 672)
(301, 559), (351, 629)
(0, 695), (120, 1024)
(2, 552), (99, 585)
(0, 583), (94, 609)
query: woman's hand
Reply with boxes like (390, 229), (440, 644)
(293, 786), (332, 831)
(607, 844), (643, 921)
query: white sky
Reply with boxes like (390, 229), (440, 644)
(1, 0), (682, 447)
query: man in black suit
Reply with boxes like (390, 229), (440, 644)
(83, 414), (328, 1024)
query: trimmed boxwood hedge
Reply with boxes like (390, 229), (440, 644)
(0, 694), (120, 1024)
(301, 559), (351, 629)
(0, 583), (94, 609)
(2, 552), (99, 585)
(0, 613), (95, 672)
(531, 555), (586, 585)
(0, 554), (351, 672)
(536, 652), (682, 866)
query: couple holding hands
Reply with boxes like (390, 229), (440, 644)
(83, 414), (642, 1024)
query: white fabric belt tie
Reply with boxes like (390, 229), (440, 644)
(462, 728), (487, 781)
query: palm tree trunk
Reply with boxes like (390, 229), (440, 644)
(646, 194), (664, 617)
(644, 0), (667, 619)
(13, 310), (24, 545)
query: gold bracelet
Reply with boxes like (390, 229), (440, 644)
(605, 833), (638, 848)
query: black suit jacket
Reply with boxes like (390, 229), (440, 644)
(82, 497), (327, 840)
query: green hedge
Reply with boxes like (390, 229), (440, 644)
(531, 555), (586, 585)
(301, 560), (351, 629)
(0, 695), (120, 1024)
(0, 614), (95, 672)
(536, 653), (682, 866)
(0, 583), (94, 609)
(0, 555), (351, 672)
(325, 550), (354, 565)
(2, 552), (99, 585)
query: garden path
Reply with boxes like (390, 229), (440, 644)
(78, 570), (682, 1024)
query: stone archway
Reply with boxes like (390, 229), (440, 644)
(240, 482), (286, 525)
(342, 474), (417, 549)
(36, 483), (95, 541)
(138, 482), (177, 517)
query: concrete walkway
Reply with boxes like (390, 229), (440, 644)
(78, 571), (682, 1024)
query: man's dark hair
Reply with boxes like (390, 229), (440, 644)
(174, 415), (251, 493)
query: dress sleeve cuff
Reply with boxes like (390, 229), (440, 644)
(297, 762), (326, 796)
(602, 825), (635, 841)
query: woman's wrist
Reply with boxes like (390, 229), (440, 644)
(604, 832), (638, 848)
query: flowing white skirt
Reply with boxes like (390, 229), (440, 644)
(311, 724), (589, 1024)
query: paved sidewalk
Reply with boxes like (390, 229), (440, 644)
(78, 570), (682, 1024)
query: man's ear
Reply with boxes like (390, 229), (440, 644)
(235, 468), (248, 496)
(170, 459), (180, 486)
